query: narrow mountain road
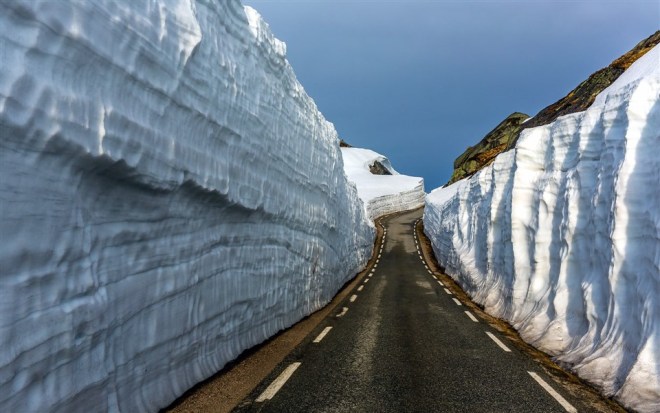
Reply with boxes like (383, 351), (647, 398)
(233, 209), (600, 413)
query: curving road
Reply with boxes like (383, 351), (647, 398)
(232, 209), (606, 412)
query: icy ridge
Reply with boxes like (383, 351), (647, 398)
(341, 147), (425, 220)
(424, 45), (660, 412)
(0, 1), (374, 412)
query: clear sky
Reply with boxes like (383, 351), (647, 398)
(243, 0), (659, 190)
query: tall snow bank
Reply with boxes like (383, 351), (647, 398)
(0, 1), (374, 412)
(341, 147), (425, 220)
(424, 45), (660, 412)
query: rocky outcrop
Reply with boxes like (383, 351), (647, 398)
(447, 30), (660, 186)
(523, 30), (660, 129)
(369, 160), (393, 175)
(446, 112), (529, 185)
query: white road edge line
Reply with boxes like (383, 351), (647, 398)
(443, 288), (452, 295)
(256, 362), (302, 402)
(350, 294), (357, 302)
(486, 331), (512, 352)
(357, 285), (364, 291)
(528, 371), (578, 413)
(465, 311), (478, 322)
(452, 298), (462, 306)
(313, 326), (333, 343)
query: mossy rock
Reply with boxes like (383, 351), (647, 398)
(447, 112), (529, 185)
(446, 30), (660, 187)
(523, 30), (660, 129)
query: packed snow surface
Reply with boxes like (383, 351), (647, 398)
(425, 45), (660, 412)
(341, 147), (425, 220)
(0, 1), (374, 411)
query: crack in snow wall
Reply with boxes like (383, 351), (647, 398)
(424, 45), (660, 412)
(0, 1), (374, 411)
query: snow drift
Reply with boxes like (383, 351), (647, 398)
(424, 45), (660, 412)
(341, 147), (425, 220)
(0, 1), (374, 411)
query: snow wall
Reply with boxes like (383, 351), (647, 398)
(0, 1), (375, 412)
(341, 147), (425, 220)
(424, 45), (659, 412)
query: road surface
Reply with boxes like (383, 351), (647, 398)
(233, 209), (603, 413)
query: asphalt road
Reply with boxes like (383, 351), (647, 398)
(233, 209), (595, 413)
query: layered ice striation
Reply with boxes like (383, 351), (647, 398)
(341, 147), (425, 220)
(424, 45), (660, 412)
(0, 1), (375, 412)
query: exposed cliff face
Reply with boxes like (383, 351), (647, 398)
(446, 112), (529, 185)
(447, 30), (660, 186)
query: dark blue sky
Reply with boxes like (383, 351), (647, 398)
(243, 0), (659, 190)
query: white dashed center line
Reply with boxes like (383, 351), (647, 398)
(336, 307), (349, 317)
(464, 311), (479, 322)
(486, 331), (511, 352)
(452, 298), (462, 306)
(350, 294), (357, 302)
(256, 362), (302, 402)
(313, 326), (333, 343)
(528, 372), (577, 413)
(443, 288), (452, 295)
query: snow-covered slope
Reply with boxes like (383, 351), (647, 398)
(0, 1), (374, 412)
(424, 45), (660, 412)
(341, 147), (425, 220)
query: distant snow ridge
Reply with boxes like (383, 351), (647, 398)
(341, 148), (425, 220)
(424, 45), (660, 412)
(0, 1), (374, 412)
